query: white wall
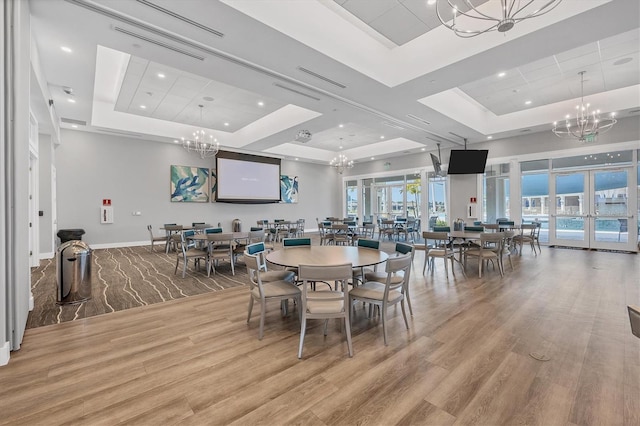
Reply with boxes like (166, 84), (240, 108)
(38, 133), (54, 256)
(54, 129), (341, 247)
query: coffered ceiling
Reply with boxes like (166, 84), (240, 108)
(29, 0), (640, 165)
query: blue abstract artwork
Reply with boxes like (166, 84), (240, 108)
(210, 168), (217, 202)
(170, 165), (209, 202)
(280, 175), (298, 204)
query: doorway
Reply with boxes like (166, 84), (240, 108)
(550, 168), (636, 251)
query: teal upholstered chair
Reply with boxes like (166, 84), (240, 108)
(282, 237), (311, 247)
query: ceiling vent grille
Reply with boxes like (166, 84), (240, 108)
(273, 83), (321, 101)
(406, 114), (431, 125)
(94, 127), (144, 137)
(113, 26), (205, 60)
(60, 117), (87, 126)
(135, 0), (224, 37)
(297, 67), (346, 89)
(381, 121), (405, 130)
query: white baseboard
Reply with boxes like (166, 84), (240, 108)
(39, 252), (55, 260)
(89, 240), (149, 250)
(0, 341), (10, 366)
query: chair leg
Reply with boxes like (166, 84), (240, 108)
(344, 315), (353, 357)
(298, 315), (307, 358)
(323, 319), (329, 336)
(174, 258), (179, 275)
(258, 300), (266, 340)
(182, 258), (188, 278)
(382, 305), (388, 345)
(405, 286), (413, 316)
(400, 300), (409, 330)
(443, 257), (449, 278)
(247, 297), (254, 323)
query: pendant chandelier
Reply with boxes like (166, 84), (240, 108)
(181, 105), (220, 159)
(552, 71), (617, 143)
(330, 154), (354, 174)
(435, 0), (563, 38)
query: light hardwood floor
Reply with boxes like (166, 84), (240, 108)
(1, 247), (639, 425)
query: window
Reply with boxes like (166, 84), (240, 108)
(483, 163), (510, 223)
(428, 172), (447, 228)
(346, 180), (357, 217)
(521, 159), (549, 243)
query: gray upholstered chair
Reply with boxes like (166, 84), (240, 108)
(464, 232), (504, 277)
(349, 254), (412, 345)
(422, 231), (458, 277)
(245, 252), (300, 340)
(174, 230), (208, 278)
(297, 263), (353, 358)
(245, 242), (294, 282)
(147, 225), (167, 252)
(364, 242), (414, 315)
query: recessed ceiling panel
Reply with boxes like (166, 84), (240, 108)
(114, 56), (287, 132)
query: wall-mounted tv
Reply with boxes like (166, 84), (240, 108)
(215, 151), (281, 204)
(447, 149), (489, 175)
(430, 153), (444, 177)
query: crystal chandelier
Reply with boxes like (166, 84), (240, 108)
(181, 105), (220, 158)
(330, 154), (354, 174)
(436, 0), (563, 38)
(553, 71), (617, 143)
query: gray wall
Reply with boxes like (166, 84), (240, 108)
(38, 133), (54, 255)
(54, 129), (341, 247)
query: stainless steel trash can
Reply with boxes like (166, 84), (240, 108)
(232, 218), (242, 232)
(57, 241), (92, 305)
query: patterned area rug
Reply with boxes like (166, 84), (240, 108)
(28, 245), (249, 329)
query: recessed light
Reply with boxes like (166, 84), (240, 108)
(525, 100), (532, 105)
(339, 146), (343, 149)
(157, 73), (165, 78)
(173, 140), (179, 143)
(427, 0), (436, 5)
(60, 46), (72, 53)
(338, 124), (344, 128)
(257, 101), (264, 107)
(140, 105), (146, 109)
(67, 98), (76, 103)
(223, 122), (229, 126)
(487, 136), (493, 139)
(613, 57), (632, 66)
(295, 158), (299, 161)
(71, 124), (78, 128)
(421, 148), (426, 151)
(371, 157), (375, 160)
(498, 72), (506, 77)
(380, 135), (385, 139)
(202, 96), (214, 102)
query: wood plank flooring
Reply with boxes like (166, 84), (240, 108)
(1, 246), (639, 425)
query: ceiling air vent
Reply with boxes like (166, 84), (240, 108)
(297, 67), (346, 89)
(135, 0), (224, 38)
(60, 118), (86, 126)
(406, 114), (431, 125)
(381, 121), (405, 130)
(273, 83), (321, 101)
(113, 26), (205, 60)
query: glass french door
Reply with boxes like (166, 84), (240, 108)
(550, 168), (636, 251)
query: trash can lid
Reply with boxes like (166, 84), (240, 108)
(58, 240), (92, 254)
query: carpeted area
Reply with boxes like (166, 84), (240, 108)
(28, 245), (249, 329)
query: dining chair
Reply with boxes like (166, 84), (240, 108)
(422, 231), (458, 277)
(318, 221), (335, 245)
(360, 223), (376, 240)
(147, 225), (167, 253)
(352, 239), (381, 285)
(331, 224), (351, 246)
(464, 232), (504, 278)
(174, 230), (208, 278)
(297, 263), (353, 358)
(349, 253), (412, 345)
(163, 223), (181, 253)
(513, 224), (537, 255)
(245, 242), (295, 282)
(364, 242), (414, 316)
(245, 252), (300, 340)
(501, 230), (516, 272)
(207, 232), (237, 275)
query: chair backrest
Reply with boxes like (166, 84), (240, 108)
(243, 253), (264, 293)
(433, 226), (450, 232)
(344, 220), (357, 227)
(147, 225), (153, 235)
(496, 218), (510, 224)
(257, 219), (268, 226)
(298, 263), (352, 307)
(362, 223), (376, 238)
(183, 230), (196, 238)
(357, 239), (380, 249)
(192, 222), (205, 226)
(246, 242), (266, 255)
(282, 237), (311, 247)
(423, 231), (450, 252)
(274, 219), (285, 223)
(249, 229), (266, 243)
(479, 232), (504, 254)
(332, 223), (348, 232)
(384, 253), (412, 293)
(395, 242), (413, 255)
(520, 223), (536, 236)
(465, 226), (484, 232)
(205, 227), (223, 234)
(250, 226), (263, 231)
(164, 223), (177, 227)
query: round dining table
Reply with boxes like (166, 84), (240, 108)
(266, 245), (388, 269)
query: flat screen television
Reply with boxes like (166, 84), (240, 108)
(447, 149), (489, 175)
(430, 153), (444, 177)
(215, 151), (281, 204)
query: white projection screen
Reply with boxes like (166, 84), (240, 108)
(215, 151), (281, 203)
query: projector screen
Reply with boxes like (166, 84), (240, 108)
(447, 149), (489, 175)
(215, 151), (281, 204)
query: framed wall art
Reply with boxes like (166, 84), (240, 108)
(170, 165), (210, 202)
